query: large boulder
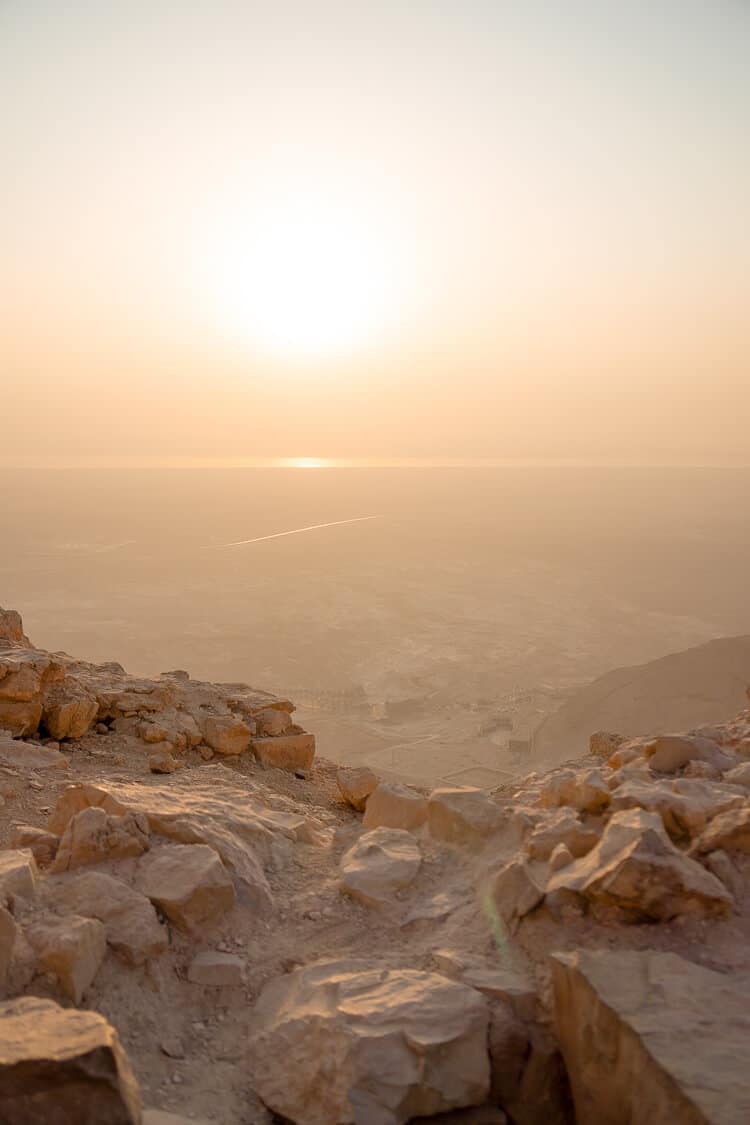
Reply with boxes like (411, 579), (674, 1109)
(693, 802), (750, 854)
(200, 715), (252, 756)
(0, 850), (38, 907)
(546, 808), (732, 922)
(27, 915), (107, 1005)
(251, 733), (315, 770)
(524, 808), (599, 860)
(362, 783), (428, 831)
(0, 995), (141, 1123)
(337, 767), (379, 812)
(42, 871), (168, 966)
(427, 788), (504, 848)
(539, 769), (610, 814)
(340, 828), (421, 907)
(552, 948), (750, 1125)
(134, 844), (235, 932)
(0, 737), (68, 772)
(42, 689), (98, 740)
(50, 807), (149, 873)
(645, 734), (734, 774)
(610, 778), (745, 841)
(250, 962), (490, 1125)
(0, 608), (29, 645)
(491, 858), (545, 932)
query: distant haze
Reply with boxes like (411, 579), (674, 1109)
(2, 0), (749, 466)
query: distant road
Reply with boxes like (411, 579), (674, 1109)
(203, 514), (383, 549)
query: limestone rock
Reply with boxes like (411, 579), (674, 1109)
(0, 737), (69, 771)
(337, 766), (378, 812)
(9, 826), (59, 867)
(552, 948), (750, 1125)
(540, 768), (610, 814)
(0, 608), (28, 645)
(135, 844), (235, 932)
(427, 787), (504, 848)
(51, 807), (149, 873)
(148, 749), (183, 774)
(433, 950), (537, 1022)
(187, 951), (244, 986)
(548, 843), (575, 872)
(645, 734), (734, 774)
(546, 808), (732, 922)
(0, 700), (43, 738)
(525, 808), (599, 860)
(251, 962), (490, 1125)
(43, 870), (168, 966)
(611, 777), (744, 841)
(251, 733), (315, 771)
(0, 850), (38, 907)
(42, 689), (98, 740)
(201, 715), (252, 756)
(0, 995), (141, 1123)
(724, 762), (750, 788)
(491, 858), (545, 932)
(340, 828), (421, 907)
(27, 915), (107, 1004)
(693, 802), (750, 854)
(589, 730), (624, 758)
(254, 708), (292, 737)
(362, 782), (428, 831)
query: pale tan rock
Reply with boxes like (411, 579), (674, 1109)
(0, 850), (38, 906)
(27, 914), (107, 1004)
(0, 665), (42, 701)
(0, 995), (141, 1123)
(0, 737), (69, 771)
(340, 827), (421, 907)
(148, 750), (183, 774)
(433, 949), (537, 1023)
(693, 802), (750, 854)
(589, 730), (624, 758)
(187, 950), (244, 986)
(552, 948), (750, 1125)
(547, 808), (732, 922)
(50, 807), (149, 873)
(645, 733), (734, 774)
(540, 768), (610, 814)
(42, 689), (98, 740)
(0, 907), (18, 991)
(548, 843), (575, 872)
(362, 782), (428, 831)
(0, 700), (42, 738)
(9, 826), (59, 866)
(48, 773), (296, 911)
(336, 766), (378, 812)
(251, 963), (490, 1125)
(43, 870), (168, 966)
(251, 733), (315, 770)
(427, 787), (504, 848)
(724, 762), (750, 788)
(0, 608), (29, 645)
(610, 777), (744, 840)
(138, 721), (171, 744)
(525, 808), (599, 860)
(254, 708), (292, 737)
(135, 843), (235, 932)
(201, 714), (252, 755)
(492, 858), (545, 932)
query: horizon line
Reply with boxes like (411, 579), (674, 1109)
(2, 456), (750, 470)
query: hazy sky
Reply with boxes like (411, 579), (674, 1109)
(2, 0), (749, 465)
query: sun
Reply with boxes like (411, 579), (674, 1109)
(208, 190), (401, 360)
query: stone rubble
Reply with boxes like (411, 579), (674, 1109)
(0, 606), (750, 1123)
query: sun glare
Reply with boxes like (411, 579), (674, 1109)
(207, 190), (402, 360)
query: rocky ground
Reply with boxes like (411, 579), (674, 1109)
(1, 604), (750, 1124)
